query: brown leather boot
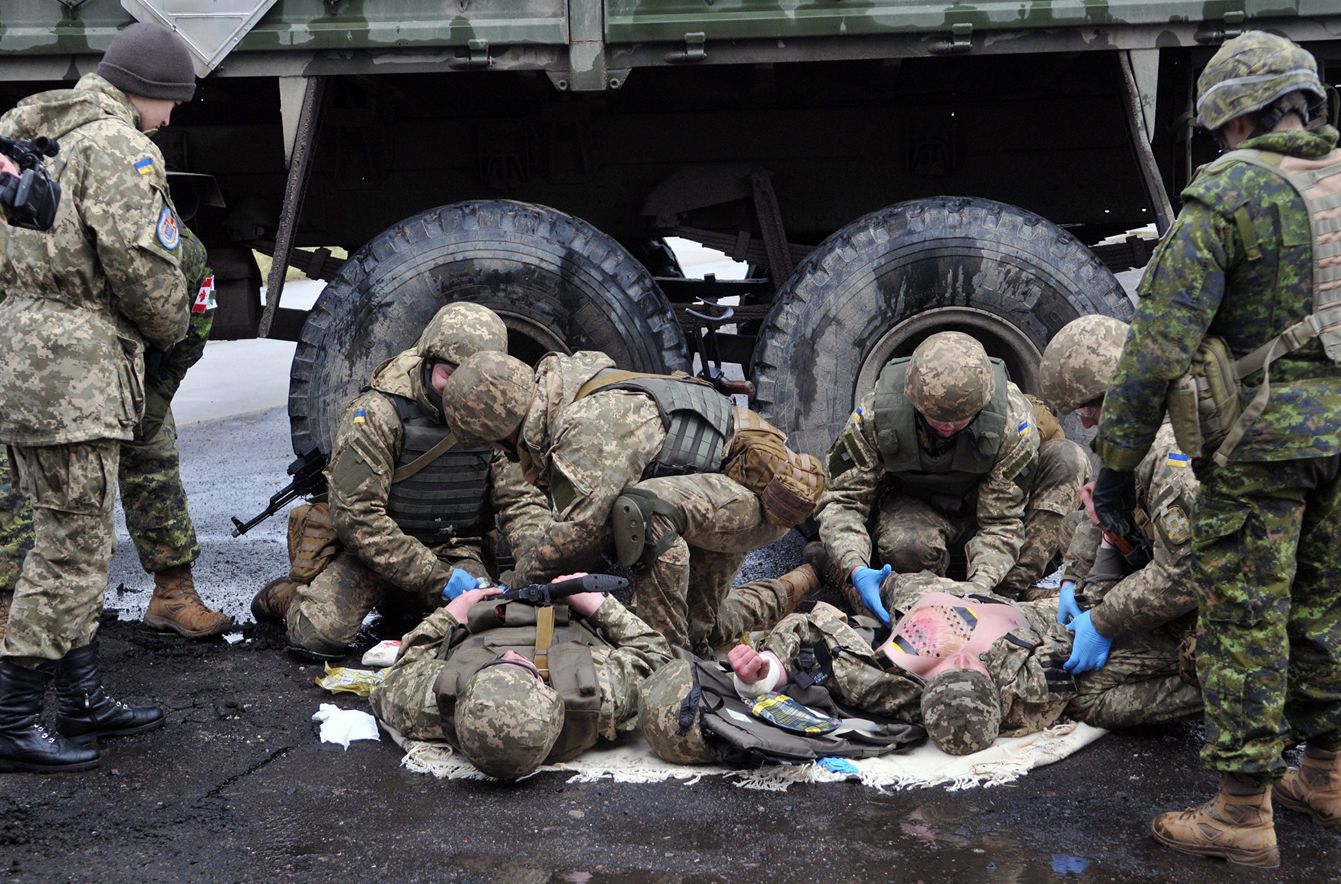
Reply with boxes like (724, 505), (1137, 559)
(250, 577), (300, 624)
(1151, 774), (1279, 868)
(801, 541), (847, 588)
(1276, 746), (1341, 833)
(143, 565), (232, 638)
(0, 591), (10, 644)
(777, 564), (820, 615)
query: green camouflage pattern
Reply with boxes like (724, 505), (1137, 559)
(1193, 456), (1341, 778)
(416, 302), (507, 367)
(1039, 315), (1129, 415)
(442, 351), (535, 447)
(455, 664), (566, 780)
(997, 437), (1093, 599)
(0, 73), (188, 447)
(904, 332), (996, 423)
(1195, 31), (1327, 131)
(0, 452), (32, 595)
(639, 659), (721, 765)
(1096, 126), (1341, 471)
(921, 668), (1001, 755)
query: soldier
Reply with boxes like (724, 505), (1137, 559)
(1093, 31), (1341, 867)
(0, 23), (199, 772)
(439, 350), (826, 654)
(811, 331), (1089, 625)
(369, 578), (671, 780)
(250, 302), (552, 660)
(1038, 316), (1199, 677)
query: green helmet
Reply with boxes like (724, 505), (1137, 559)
(905, 332), (995, 423)
(1196, 31), (1326, 131)
(442, 351), (534, 444)
(417, 302), (507, 367)
(1039, 315), (1129, 415)
(639, 660), (720, 765)
(455, 662), (564, 780)
(920, 667), (1001, 756)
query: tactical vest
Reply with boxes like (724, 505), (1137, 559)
(871, 358), (1011, 506)
(384, 395), (493, 543)
(431, 601), (604, 763)
(576, 369), (735, 478)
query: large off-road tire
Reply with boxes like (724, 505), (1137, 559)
(289, 200), (689, 455)
(752, 196), (1133, 457)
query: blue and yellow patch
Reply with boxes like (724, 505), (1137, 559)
(1167, 452), (1191, 468)
(156, 205), (179, 250)
(133, 156), (155, 176)
(352, 409), (367, 425)
(1016, 419), (1031, 438)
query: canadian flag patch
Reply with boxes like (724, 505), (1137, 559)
(192, 275), (217, 314)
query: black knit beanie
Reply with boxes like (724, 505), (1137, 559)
(97, 23), (196, 102)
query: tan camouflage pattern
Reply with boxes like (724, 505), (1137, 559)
(417, 302), (507, 367)
(0, 440), (118, 664)
(1026, 394), (1066, 445)
(369, 594), (671, 749)
(904, 332), (996, 423)
(0, 74), (189, 447)
(0, 451), (31, 595)
(997, 437), (1093, 599)
(456, 664), (566, 780)
(640, 659), (721, 764)
(921, 668), (1001, 755)
(442, 351), (535, 446)
(819, 381), (1041, 591)
(1039, 315), (1130, 415)
(1196, 31), (1327, 131)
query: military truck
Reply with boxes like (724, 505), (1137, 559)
(2, 2), (1338, 456)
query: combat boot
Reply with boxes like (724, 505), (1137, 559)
(802, 541), (848, 588)
(250, 577), (300, 624)
(0, 660), (99, 772)
(1276, 746), (1341, 832)
(778, 564), (820, 615)
(1151, 774), (1279, 868)
(144, 564), (232, 638)
(54, 641), (164, 746)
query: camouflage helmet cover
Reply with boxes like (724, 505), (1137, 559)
(1196, 31), (1327, 131)
(416, 302), (508, 367)
(920, 667), (1001, 756)
(1039, 315), (1130, 415)
(639, 660), (720, 765)
(905, 332), (996, 423)
(455, 662), (564, 780)
(442, 351), (534, 444)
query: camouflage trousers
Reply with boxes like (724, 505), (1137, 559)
(0, 408), (199, 592)
(1065, 623), (1203, 729)
(637, 473), (792, 653)
(1, 440), (118, 665)
(287, 546), (489, 655)
(1193, 455), (1341, 780)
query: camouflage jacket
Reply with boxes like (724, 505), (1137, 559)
(1063, 424), (1198, 638)
(1098, 126), (1341, 468)
(0, 74), (188, 446)
(817, 381), (1039, 588)
(375, 594), (672, 743)
(324, 350), (550, 596)
(139, 225), (214, 441)
(511, 351), (667, 583)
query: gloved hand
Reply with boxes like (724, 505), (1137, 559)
(1057, 581), (1083, 627)
(852, 564), (893, 625)
(1091, 467), (1138, 543)
(441, 567), (478, 601)
(1064, 610), (1113, 673)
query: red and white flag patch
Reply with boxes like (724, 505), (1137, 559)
(192, 274), (217, 314)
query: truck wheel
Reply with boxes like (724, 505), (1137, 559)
(289, 200), (689, 455)
(751, 196), (1133, 456)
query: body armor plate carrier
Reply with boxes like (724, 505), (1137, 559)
(385, 394), (493, 543)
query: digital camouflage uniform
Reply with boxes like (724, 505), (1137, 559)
(1097, 123), (1341, 781)
(0, 74), (189, 664)
(505, 351), (792, 653)
(370, 594), (671, 745)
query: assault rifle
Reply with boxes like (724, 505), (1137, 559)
(499, 574), (629, 606)
(0, 135), (60, 231)
(231, 447), (328, 537)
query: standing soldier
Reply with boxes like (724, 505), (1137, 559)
(0, 23), (200, 772)
(811, 331), (1089, 624)
(1094, 31), (1341, 868)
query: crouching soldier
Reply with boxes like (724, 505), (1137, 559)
(250, 303), (550, 659)
(810, 332), (1089, 626)
(369, 578), (670, 780)
(440, 350), (826, 654)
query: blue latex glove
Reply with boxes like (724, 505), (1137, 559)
(1064, 610), (1113, 673)
(441, 568), (477, 601)
(852, 564), (893, 625)
(1057, 581), (1082, 627)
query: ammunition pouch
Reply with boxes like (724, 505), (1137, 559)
(286, 501), (340, 583)
(721, 408), (826, 527)
(610, 488), (687, 569)
(1167, 337), (1242, 465)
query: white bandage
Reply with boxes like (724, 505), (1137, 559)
(732, 652), (784, 698)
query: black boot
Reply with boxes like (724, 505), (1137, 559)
(54, 642), (163, 745)
(0, 660), (99, 772)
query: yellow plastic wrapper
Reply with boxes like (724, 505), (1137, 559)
(315, 663), (385, 697)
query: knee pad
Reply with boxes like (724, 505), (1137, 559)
(611, 489), (686, 569)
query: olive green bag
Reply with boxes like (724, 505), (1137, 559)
(1166, 337), (1242, 464)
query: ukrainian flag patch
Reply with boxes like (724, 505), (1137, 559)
(1167, 451), (1190, 468)
(353, 409), (367, 425)
(1017, 419), (1031, 437)
(133, 156), (154, 176)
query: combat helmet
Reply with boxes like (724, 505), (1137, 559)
(1196, 31), (1327, 132)
(416, 302), (508, 367)
(639, 660), (720, 765)
(920, 667), (1001, 755)
(905, 331), (995, 423)
(455, 661), (564, 780)
(1039, 315), (1129, 415)
(442, 351), (534, 445)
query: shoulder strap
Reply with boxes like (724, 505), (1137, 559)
(574, 368), (696, 401)
(390, 430), (460, 483)
(534, 605), (556, 681)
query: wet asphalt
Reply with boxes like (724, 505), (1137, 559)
(3, 405), (1341, 882)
